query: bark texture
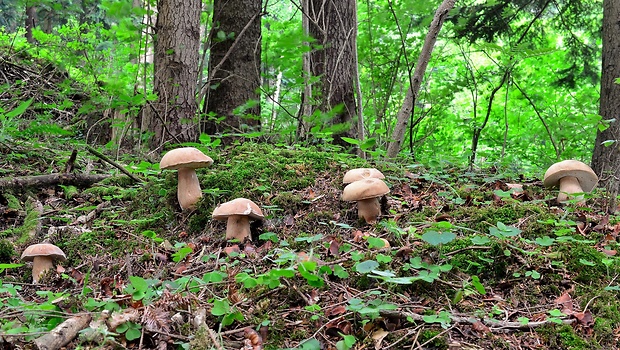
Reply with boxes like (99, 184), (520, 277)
(203, 0), (262, 139)
(385, 0), (456, 158)
(304, 0), (358, 147)
(591, 0), (620, 213)
(143, 0), (201, 149)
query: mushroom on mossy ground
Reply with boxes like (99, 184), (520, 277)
(21, 243), (66, 283)
(543, 160), (598, 205)
(212, 198), (264, 241)
(160, 147), (213, 210)
(342, 168), (385, 185)
(342, 178), (390, 224)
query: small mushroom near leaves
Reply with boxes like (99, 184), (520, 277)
(21, 243), (66, 283)
(343, 168), (385, 185)
(212, 198), (264, 241)
(543, 160), (598, 205)
(160, 147), (213, 210)
(342, 178), (390, 224)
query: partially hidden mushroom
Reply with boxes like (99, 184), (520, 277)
(543, 160), (598, 205)
(343, 168), (385, 185)
(212, 198), (264, 241)
(342, 178), (390, 224)
(21, 243), (66, 283)
(160, 147), (213, 210)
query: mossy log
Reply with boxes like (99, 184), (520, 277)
(0, 173), (110, 190)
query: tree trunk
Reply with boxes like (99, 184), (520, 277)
(25, 5), (36, 43)
(591, 0), (620, 213)
(305, 0), (358, 147)
(385, 0), (456, 159)
(202, 0), (262, 141)
(143, 0), (201, 150)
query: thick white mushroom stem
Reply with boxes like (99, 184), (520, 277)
(32, 256), (54, 283)
(357, 197), (382, 224)
(226, 215), (251, 241)
(177, 168), (202, 210)
(557, 176), (585, 204)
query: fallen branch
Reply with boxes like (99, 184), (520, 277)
(85, 145), (144, 183)
(380, 309), (575, 331)
(0, 173), (111, 191)
(33, 313), (91, 350)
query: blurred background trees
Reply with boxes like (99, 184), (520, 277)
(0, 0), (616, 179)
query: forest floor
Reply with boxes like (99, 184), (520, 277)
(1, 56), (620, 350)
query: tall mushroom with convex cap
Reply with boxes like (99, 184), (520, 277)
(160, 147), (213, 210)
(212, 198), (264, 241)
(343, 168), (385, 185)
(342, 178), (390, 224)
(543, 160), (598, 205)
(21, 243), (66, 283)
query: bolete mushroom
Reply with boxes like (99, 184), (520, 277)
(212, 198), (264, 241)
(543, 160), (598, 205)
(21, 243), (66, 283)
(343, 168), (385, 185)
(342, 178), (390, 224)
(160, 147), (213, 210)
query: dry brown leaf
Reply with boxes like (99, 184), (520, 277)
(371, 329), (389, 350)
(555, 292), (573, 314)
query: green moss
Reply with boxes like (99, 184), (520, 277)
(0, 239), (15, 262)
(417, 329), (447, 349)
(16, 200), (41, 244)
(4, 193), (22, 210)
(559, 244), (609, 284)
(537, 324), (595, 349)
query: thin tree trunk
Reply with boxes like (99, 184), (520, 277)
(25, 5), (36, 43)
(297, 0), (314, 141)
(591, 0), (620, 213)
(269, 70), (283, 132)
(385, 0), (456, 159)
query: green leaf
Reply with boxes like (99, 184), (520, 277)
(535, 236), (555, 246)
(340, 137), (360, 145)
(471, 275), (486, 294)
(128, 276), (148, 293)
(421, 230), (456, 246)
(601, 140), (616, 147)
(5, 99), (33, 118)
(211, 299), (231, 316)
(470, 235), (491, 245)
(579, 259), (596, 266)
(355, 260), (380, 273)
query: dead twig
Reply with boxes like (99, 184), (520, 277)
(85, 145), (144, 183)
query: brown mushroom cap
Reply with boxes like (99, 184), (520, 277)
(342, 178), (390, 201)
(160, 147), (213, 170)
(21, 243), (66, 261)
(212, 198), (264, 221)
(343, 168), (385, 184)
(543, 160), (598, 192)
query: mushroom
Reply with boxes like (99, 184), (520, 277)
(212, 198), (264, 241)
(343, 168), (385, 185)
(21, 243), (66, 283)
(342, 178), (390, 224)
(160, 147), (213, 210)
(543, 160), (598, 205)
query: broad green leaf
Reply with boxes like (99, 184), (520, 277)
(421, 230), (456, 246)
(356, 260), (380, 273)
